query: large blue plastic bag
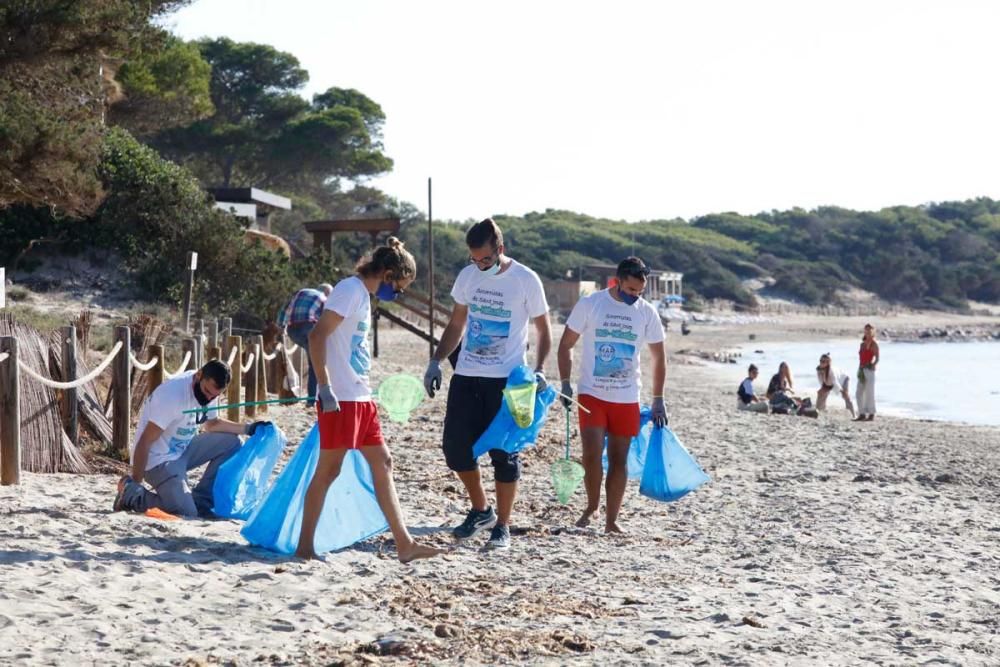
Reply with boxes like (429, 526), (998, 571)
(241, 423), (389, 555)
(639, 426), (710, 502)
(471, 365), (558, 459)
(212, 423), (286, 519)
(602, 406), (652, 479)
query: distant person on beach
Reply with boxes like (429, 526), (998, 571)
(737, 364), (769, 413)
(277, 283), (334, 408)
(295, 238), (442, 562)
(816, 353), (855, 418)
(766, 362), (818, 417)
(423, 218), (551, 550)
(557, 256), (667, 533)
(855, 323), (880, 421)
(113, 360), (270, 518)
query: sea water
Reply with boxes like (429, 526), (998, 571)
(710, 339), (1000, 426)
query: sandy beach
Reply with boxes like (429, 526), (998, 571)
(2, 315), (999, 665)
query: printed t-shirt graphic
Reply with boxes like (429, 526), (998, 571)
(323, 276), (373, 401)
(130, 370), (221, 470)
(566, 289), (664, 403)
(451, 260), (548, 378)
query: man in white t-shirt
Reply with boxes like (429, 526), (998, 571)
(423, 218), (552, 550)
(557, 256), (667, 533)
(113, 360), (268, 517)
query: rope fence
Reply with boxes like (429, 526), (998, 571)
(128, 350), (159, 372)
(240, 352), (255, 374)
(0, 315), (303, 486)
(163, 351), (192, 380)
(17, 341), (123, 390)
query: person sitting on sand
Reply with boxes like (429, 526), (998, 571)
(816, 353), (855, 418)
(295, 237), (443, 563)
(855, 323), (880, 421)
(737, 364), (769, 413)
(766, 361), (801, 414)
(556, 256), (667, 534)
(113, 360), (270, 518)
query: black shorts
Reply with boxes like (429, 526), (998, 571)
(442, 374), (521, 482)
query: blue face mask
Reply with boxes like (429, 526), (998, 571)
(618, 286), (639, 305)
(376, 281), (400, 301)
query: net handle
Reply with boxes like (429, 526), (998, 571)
(564, 408), (571, 460)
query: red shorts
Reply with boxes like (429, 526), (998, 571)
(578, 394), (641, 437)
(317, 400), (385, 450)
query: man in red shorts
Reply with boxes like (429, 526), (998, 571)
(295, 237), (441, 563)
(556, 256), (667, 533)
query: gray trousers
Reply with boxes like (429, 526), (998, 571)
(123, 432), (241, 517)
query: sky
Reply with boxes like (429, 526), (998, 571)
(166, 0), (1000, 223)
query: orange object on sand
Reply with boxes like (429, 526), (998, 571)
(144, 508), (180, 521)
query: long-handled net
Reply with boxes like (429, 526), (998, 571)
(551, 409), (585, 504)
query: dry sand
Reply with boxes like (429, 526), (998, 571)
(2, 315), (999, 665)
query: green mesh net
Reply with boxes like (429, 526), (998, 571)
(376, 374), (425, 423)
(503, 382), (537, 428)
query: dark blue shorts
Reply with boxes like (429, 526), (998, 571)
(442, 374), (521, 483)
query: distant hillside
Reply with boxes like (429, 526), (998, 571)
(479, 201), (1000, 310)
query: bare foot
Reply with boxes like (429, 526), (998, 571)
(575, 508), (599, 528)
(867, 415), (875, 421)
(294, 547), (318, 560)
(853, 415), (867, 422)
(398, 542), (446, 563)
(605, 521), (624, 535)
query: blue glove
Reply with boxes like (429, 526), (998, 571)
(243, 420), (272, 436)
(424, 359), (442, 398)
(559, 379), (573, 410)
(651, 397), (668, 427)
(534, 370), (548, 393)
(317, 384), (340, 413)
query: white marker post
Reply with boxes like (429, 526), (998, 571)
(182, 251), (198, 332)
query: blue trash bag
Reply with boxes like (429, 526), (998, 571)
(639, 426), (710, 502)
(240, 423), (389, 555)
(212, 423), (286, 520)
(471, 365), (558, 459)
(602, 406), (652, 479)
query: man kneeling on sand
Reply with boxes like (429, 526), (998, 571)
(113, 360), (269, 518)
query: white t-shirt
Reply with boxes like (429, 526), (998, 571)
(565, 289), (665, 403)
(452, 260), (549, 378)
(323, 276), (373, 401)
(131, 371), (221, 471)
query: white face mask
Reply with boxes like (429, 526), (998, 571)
(480, 260), (501, 277)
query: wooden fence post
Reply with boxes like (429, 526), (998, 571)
(112, 325), (131, 458)
(182, 251), (197, 332)
(245, 342), (259, 418)
(208, 319), (219, 351)
(255, 335), (268, 413)
(225, 335), (242, 422)
(221, 317), (233, 342)
(62, 325), (79, 446)
(195, 319), (205, 369)
(0, 336), (21, 485)
(208, 345), (221, 362)
(149, 344), (165, 394)
(275, 344), (288, 399)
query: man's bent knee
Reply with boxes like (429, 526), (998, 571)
(489, 449), (520, 483)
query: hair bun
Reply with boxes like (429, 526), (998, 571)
(386, 236), (404, 251)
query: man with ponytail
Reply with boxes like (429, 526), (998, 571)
(424, 218), (552, 550)
(296, 237), (443, 562)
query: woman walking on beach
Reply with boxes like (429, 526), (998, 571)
(855, 324), (880, 421)
(296, 238), (442, 562)
(816, 353), (855, 417)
